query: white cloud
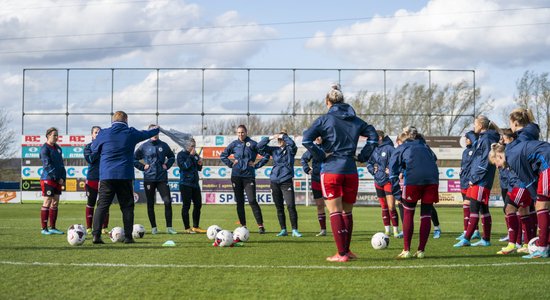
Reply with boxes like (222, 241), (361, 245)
(307, 0), (550, 69)
(305, 31), (326, 48)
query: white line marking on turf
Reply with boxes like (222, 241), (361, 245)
(1, 260), (549, 270)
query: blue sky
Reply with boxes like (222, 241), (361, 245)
(1, 0), (549, 136)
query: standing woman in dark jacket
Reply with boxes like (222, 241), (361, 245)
(301, 136), (327, 236)
(177, 138), (206, 234)
(456, 131), (480, 240)
(258, 131), (301, 237)
(220, 125), (270, 233)
(454, 115), (500, 248)
(84, 126), (109, 235)
(302, 84), (378, 262)
(134, 124), (176, 235)
(367, 130), (401, 238)
(39, 127), (67, 235)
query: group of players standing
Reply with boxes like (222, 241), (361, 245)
(37, 84), (550, 261)
(453, 109), (550, 259)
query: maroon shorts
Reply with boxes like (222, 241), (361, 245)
(320, 173), (359, 204)
(537, 169), (550, 201)
(507, 187), (531, 208)
(374, 182), (393, 198)
(41, 180), (62, 197)
(466, 185), (491, 205)
(86, 180), (99, 190)
(402, 184), (439, 204)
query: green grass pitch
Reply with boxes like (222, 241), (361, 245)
(0, 204), (548, 299)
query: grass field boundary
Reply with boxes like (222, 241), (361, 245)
(2, 260), (549, 271)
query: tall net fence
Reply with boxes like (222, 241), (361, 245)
(22, 68), (476, 136)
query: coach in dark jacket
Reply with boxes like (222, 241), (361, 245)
(134, 127), (176, 235)
(90, 111), (159, 244)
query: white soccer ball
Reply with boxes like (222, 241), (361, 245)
(233, 226), (250, 242)
(109, 227), (125, 243)
(215, 230), (234, 247)
(132, 224), (146, 239)
(371, 232), (390, 250)
(207, 225), (222, 240)
(67, 224), (86, 246)
(528, 237), (543, 255)
(74, 224), (87, 235)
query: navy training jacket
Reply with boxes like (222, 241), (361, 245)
(366, 135), (395, 185)
(84, 142), (100, 181)
(301, 149), (322, 183)
(459, 131), (477, 190)
(220, 137), (270, 178)
(134, 139), (175, 182)
(505, 139), (550, 189)
(177, 150), (202, 188)
(516, 123), (540, 142)
(302, 102), (378, 174)
(40, 143), (66, 181)
(92, 122), (159, 180)
(468, 129), (500, 189)
(389, 139), (439, 186)
(258, 134), (298, 184)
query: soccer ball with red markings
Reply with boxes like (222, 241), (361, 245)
(132, 224), (145, 239)
(207, 225), (222, 240)
(233, 226), (250, 242)
(215, 230), (234, 247)
(371, 232), (390, 250)
(67, 224), (86, 246)
(109, 227), (125, 243)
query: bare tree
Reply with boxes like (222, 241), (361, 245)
(202, 81), (491, 137)
(514, 71), (550, 141)
(0, 109), (15, 159)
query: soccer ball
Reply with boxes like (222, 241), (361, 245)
(67, 224), (86, 246)
(74, 224), (86, 235)
(233, 226), (250, 242)
(109, 227), (125, 243)
(215, 230), (234, 247)
(207, 225), (222, 240)
(528, 237), (543, 255)
(132, 224), (146, 239)
(371, 232), (390, 250)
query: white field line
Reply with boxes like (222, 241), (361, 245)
(1, 260), (549, 271)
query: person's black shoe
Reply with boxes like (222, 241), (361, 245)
(92, 236), (105, 244)
(258, 226), (266, 234)
(123, 238), (135, 244)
